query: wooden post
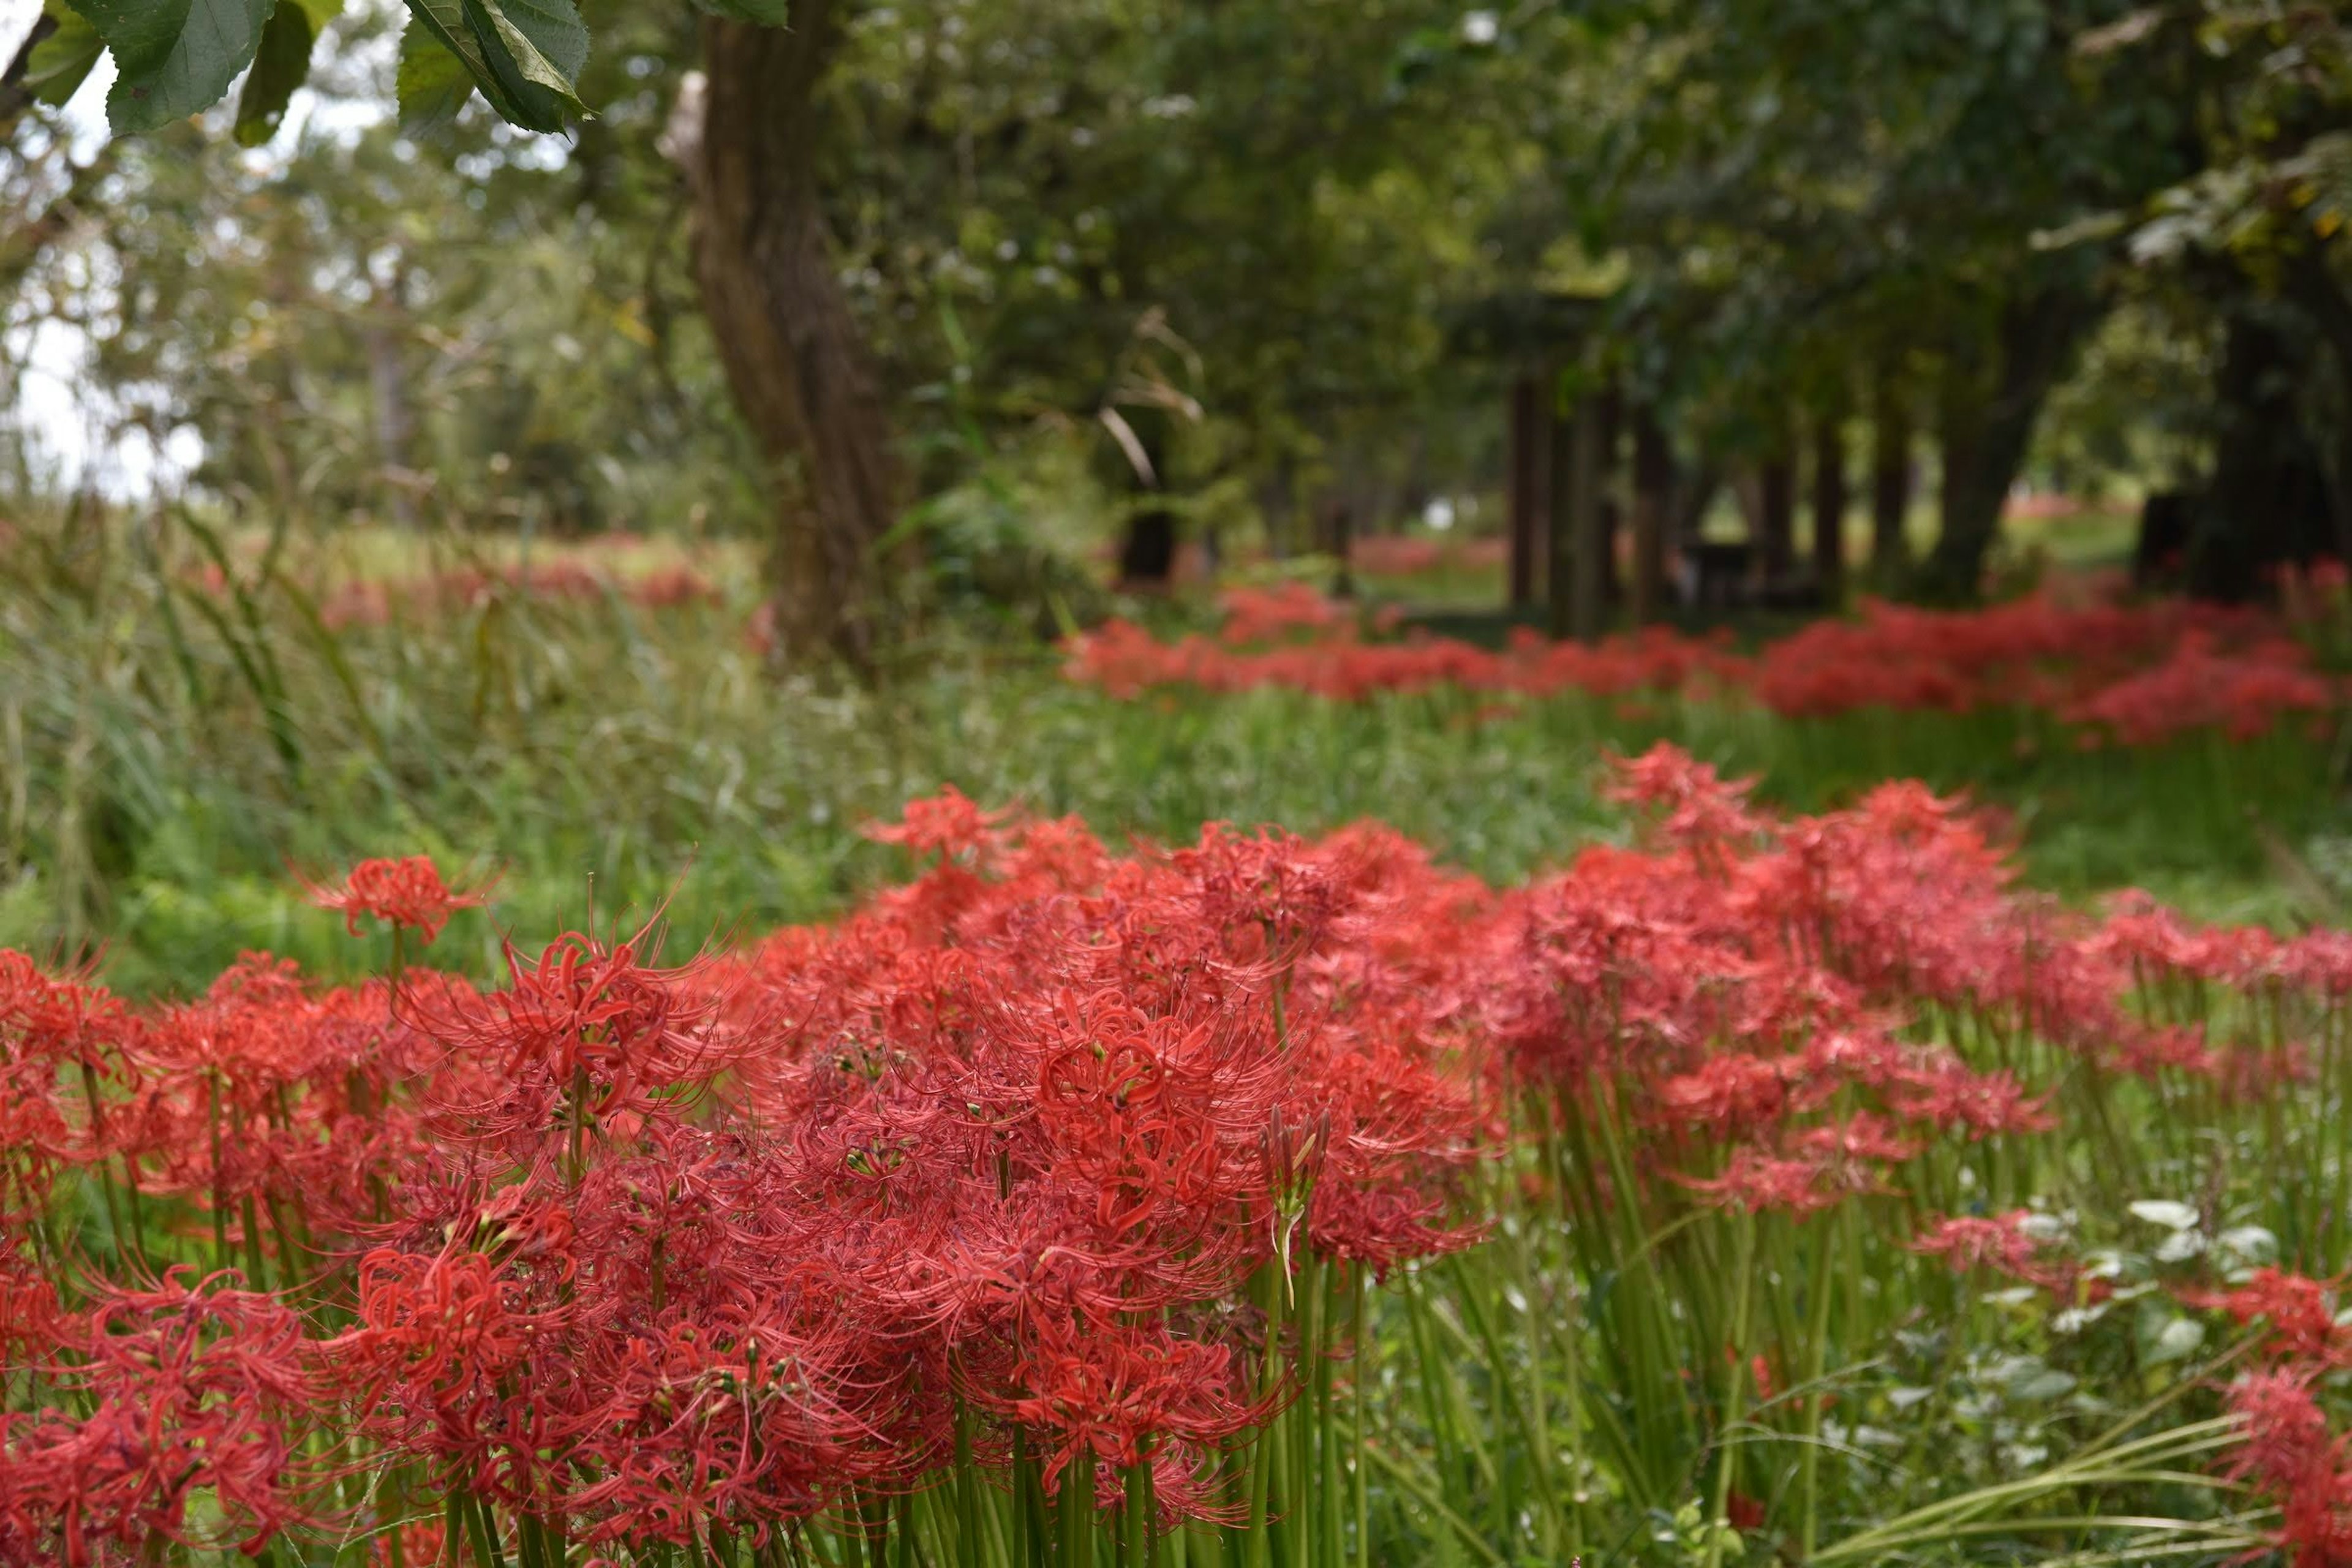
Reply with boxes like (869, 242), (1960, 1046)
(1508, 372), (1546, 608)
(1632, 407), (1672, 624)
(1871, 369), (1912, 586)
(1811, 397), (1850, 602)
(1551, 391), (1605, 642)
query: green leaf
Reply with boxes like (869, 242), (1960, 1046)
(395, 9), (477, 134)
(75, 0), (273, 134)
(460, 0), (587, 133)
(398, 0), (530, 129)
(232, 0), (314, 146)
(690, 0), (787, 25)
(2139, 1314), (2204, 1367)
(2127, 1199), (2198, 1231)
(24, 3), (105, 107)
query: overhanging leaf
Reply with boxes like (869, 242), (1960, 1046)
(77, 0), (273, 134)
(232, 0), (315, 146)
(396, 9), (476, 133)
(24, 3), (105, 107)
(461, 0), (587, 133)
(398, 0), (531, 129)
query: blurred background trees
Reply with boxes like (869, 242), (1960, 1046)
(6, 0), (2352, 654)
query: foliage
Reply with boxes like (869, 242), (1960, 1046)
(1, 509), (2342, 1000)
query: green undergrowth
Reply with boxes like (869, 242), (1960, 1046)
(2, 516), (2342, 995)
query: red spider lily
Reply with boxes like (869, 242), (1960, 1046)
(2226, 1371), (2352, 1566)
(412, 928), (731, 1135)
(1910, 1211), (2076, 1295)
(1007, 1311), (1272, 1494)
(1675, 1148), (1853, 1216)
(863, 785), (1011, 862)
(2187, 1270), (2348, 1365)
(0, 1270), (322, 1565)
(299, 856), (493, 944)
(1656, 1055), (1791, 1140)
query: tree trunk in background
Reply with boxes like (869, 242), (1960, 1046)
(1810, 394), (1849, 603)
(1256, 454), (1297, 562)
(2280, 238), (2352, 567)
(1631, 407), (1672, 623)
(1322, 497), (1355, 598)
(364, 264), (416, 527)
(1757, 439), (1795, 581)
(1594, 383), (1623, 611)
(687, 4), (905, 668)
(2188, 306), (2338, 600)
(1918, 284), (2099, 603)
(1552, 393), (1605, 642)
(1870, 365), (1912, 587)
(1507, 373), (1547, 609)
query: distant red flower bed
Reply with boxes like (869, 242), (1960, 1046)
(1065, 578), (2348, 745)
(190, 549), (723, 629)
(1343, 535), (1506, 578)
(315, 559), (722, 628)
(3, 751), (2347, 1562)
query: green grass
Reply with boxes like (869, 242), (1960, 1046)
(2, 511), (2340, 995)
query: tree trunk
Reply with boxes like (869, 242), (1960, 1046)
(1757, 440), (1795, 582)
(364, 265), (416, 527)
(2189, 304), (2337, 601)
(2279, 237), (2352, 567)
(1552, 393), (1605, 642)
(685, 6), (905, 668)
(1870, 364), (1912, 587)
(1810, 394), (1850, 603)
(1918, 284), (2100, 603)
(1631, 407), (1672, 624)
(1594, 383), (1623, 611)
(1507, 372), (1547, 609)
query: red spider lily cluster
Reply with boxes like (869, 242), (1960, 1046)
(4, 753), (2350, 1562)
(1065, 584), (2344, 745)
(2206, 1278), (2352, 1564)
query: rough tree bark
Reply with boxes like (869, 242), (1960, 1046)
(1919, 284), (2100, 603)
(681, 3), (906, 668)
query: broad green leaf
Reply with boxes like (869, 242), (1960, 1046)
(77, 0), (273, 134)
(396, 10), (477, 134)
(691, 0), (788, 26)
(461, 0), (587, 133)
(398, 0), (531, 129)
(232, 0), (315, 146)
(24, 4), (105, 106)
(65, 0), (187, 80)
